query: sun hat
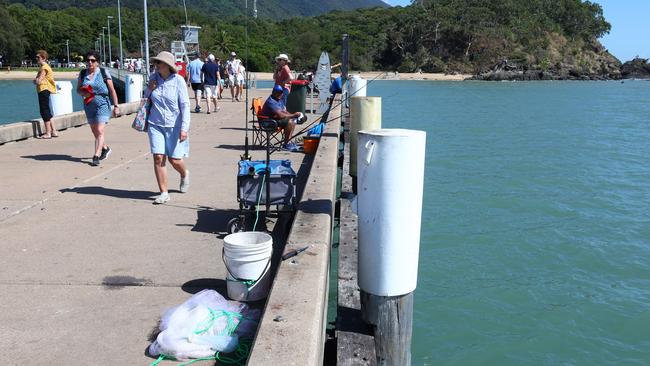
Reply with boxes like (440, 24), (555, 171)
(230, 51), (237, 57)
(272, 84), (284, 93)
(276, 53), (290, 63)
(151, 51), (177, 72)
(208, 54), (215, 61)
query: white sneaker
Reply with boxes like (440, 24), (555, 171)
(284, 142), (300, 152)
(153, 192), (170, 204)
(180, 170), (190, 193)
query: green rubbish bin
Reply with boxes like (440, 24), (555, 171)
(286, 80), (309, 114)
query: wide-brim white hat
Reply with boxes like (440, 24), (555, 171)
(151, 51), (177, 72)
(276, 53), (290, 63)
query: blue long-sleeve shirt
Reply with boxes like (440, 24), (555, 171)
(146, 72), (190, 132)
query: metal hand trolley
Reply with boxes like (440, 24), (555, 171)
(227, 119), (297, 234)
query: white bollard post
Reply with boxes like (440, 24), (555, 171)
(350, 96), (381, 192)
(125, 74), (144, 103)
(357, 128), (426, 366)
(48, 81), (73, 116)
(349, 75), (367, 98)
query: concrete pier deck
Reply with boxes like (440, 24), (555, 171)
(0, 89), (313, 364)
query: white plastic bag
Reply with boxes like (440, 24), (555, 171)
(148, 289), (251, 360)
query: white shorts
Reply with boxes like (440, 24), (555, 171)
(204, 85), (218, 98)
(229, 74), (242, 86)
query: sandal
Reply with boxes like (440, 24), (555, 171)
(39, 134), (52, 139)
(51, 132), (59, 138)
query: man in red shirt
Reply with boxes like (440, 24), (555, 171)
(273, 53), (292, 105)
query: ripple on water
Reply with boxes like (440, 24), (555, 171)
(370, 80), (650, 365)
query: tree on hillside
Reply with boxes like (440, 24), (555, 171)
(0, 5), (27, 64)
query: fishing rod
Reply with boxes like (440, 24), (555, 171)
(241, 0), (257, 161)
(288, 71), (389, 141)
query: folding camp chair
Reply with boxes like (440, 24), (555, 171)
(250, 97), (283, 149)
(250, 97), (264, 146)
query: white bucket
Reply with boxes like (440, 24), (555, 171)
(223, 232), (273, 301)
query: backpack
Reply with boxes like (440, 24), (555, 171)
(80, 67), (109, 85)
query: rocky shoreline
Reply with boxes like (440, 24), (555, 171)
(473, 57), (650, 81)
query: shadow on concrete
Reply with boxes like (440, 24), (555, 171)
(335, 306), (373, 335)
(190, 206), (240, 239)
(294, 153), (314, 202)
(299, 198), (333, 216)
(30, 120), (42, 138)
(181, 278), (228, 295)
(215, 144), (266, 151)
(60, 186), (155, 200)
(215, 144), (246, 151)
(22, 154), (85, 163)
(220, 127), (248, 131)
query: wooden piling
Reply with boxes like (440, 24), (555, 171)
(360, 291), (413, 365)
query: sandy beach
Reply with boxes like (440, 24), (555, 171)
(254, 71), (471, 81)
(0, 70), (80, 80)
(1, 69), (471, 81)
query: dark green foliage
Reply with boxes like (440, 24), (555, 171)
(1, 0), (614, 74)
(6, 0), (388, 18)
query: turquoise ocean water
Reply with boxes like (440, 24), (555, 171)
(0, 80), (84, 125)
(366, 80), (650, 365)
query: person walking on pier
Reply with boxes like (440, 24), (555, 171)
(201, 54), (221, 114)
(33, 50), (59, 139)
(273, 53), (293, 105)
(146, 51), (191, 205)
(226, 51), (242, 102)
(77, 51), (119, 166)
(185, 53), (204, 113)
(216, 57), (224, 99)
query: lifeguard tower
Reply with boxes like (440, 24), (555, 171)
(171, 25), (201, 78)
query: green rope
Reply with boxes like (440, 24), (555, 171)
(253, 172), (266, 231)
(150, 309), (258, 366)
(177, 356), (220, 366)
(216, 337), (254, 365)
(193, 309), (243, 336)
(149, 354), (166, 366)
(226, 277), (256, 288)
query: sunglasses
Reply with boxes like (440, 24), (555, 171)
(88, 59), (98, 63)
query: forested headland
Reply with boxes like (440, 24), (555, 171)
(1, 0), (646, 79)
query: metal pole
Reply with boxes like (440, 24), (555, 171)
(66, 40), (70, 67)
(242, 0), (251, 161)
(342, 34), (350, 108)
(107, 16), (113, 67)
(118, 0), (124, 67)
(102, 27), (107, 64)
(182, 0), (189, 25)
(143, 0), (150, 77)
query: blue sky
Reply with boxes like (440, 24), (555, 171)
(383, 0), (648, 62)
